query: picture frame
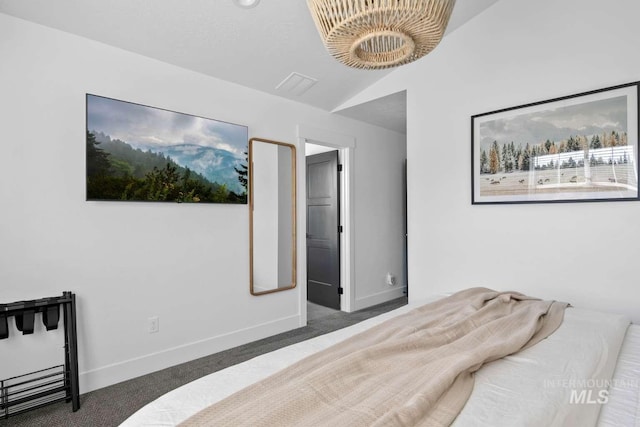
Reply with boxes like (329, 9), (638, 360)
(471, 82), (639, 204)
(86, 94), (248, 204)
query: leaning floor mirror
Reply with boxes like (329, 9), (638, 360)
(249, 137), (297, 295)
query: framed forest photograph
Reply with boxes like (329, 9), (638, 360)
(472, 82), (639, 204)
(86, 94), (248, 204)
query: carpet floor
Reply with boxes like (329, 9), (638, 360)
(1, 297), (407, 427)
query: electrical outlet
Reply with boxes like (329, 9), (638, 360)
(386, 273), (397, 286)
(148, 316), (159, 334)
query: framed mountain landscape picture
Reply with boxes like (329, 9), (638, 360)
(86, 94), (248, 204)
(472, 81), (639, 204)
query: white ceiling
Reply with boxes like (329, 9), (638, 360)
(0, 0), (499, 133)
(337, 91), (407, 134)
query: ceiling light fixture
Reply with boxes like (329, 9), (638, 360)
(233, 0), (260, 9)
(306, 0), (456, 70)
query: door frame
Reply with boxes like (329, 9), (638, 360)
(297, 124), (356, 323)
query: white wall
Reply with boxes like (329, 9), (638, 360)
(305, 142), (336, 156)
(339, 0), (640, 322)
(0, 13), (406, 392)
(353, 135), (407, 308)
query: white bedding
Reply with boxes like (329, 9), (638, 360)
(598, 324), (640, 426)
(454, 307), (628, 427)
(122, 297), (633, 427)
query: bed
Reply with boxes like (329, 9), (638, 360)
(121, 290), (640, 426)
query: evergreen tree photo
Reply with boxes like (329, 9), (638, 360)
(86, 95), (248, 204)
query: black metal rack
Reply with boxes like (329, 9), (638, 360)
(0, 292), (79, 419)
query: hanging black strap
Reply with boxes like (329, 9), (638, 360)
(0, 312), (7, 339)
(42, 303), (60, 331)
(15, 300), (36, 335)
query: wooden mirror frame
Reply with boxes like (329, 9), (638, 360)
(249, 137), (297, 295)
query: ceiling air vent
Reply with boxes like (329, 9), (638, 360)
(275, 72), (318, 96)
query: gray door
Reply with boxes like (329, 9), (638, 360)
(306, 150), (340, 309)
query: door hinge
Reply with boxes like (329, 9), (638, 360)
(338, 164), (343, 172)
(338, 225), (343, 233)
(338, 287), (344, 295)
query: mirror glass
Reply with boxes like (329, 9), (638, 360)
(250, 138), (296, 295)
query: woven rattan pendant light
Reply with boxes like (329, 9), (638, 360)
(307, 0), (456, 69)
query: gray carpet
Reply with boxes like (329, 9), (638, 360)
(1, 297), (407, 427)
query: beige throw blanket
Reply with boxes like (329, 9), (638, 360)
(181, 288), (568, 427)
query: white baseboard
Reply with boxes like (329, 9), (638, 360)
(79, 314), (301, 394)
(354, 287), (407, 311)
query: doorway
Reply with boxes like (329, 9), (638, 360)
(298, 125), (356, 317)
(306, 149), (341, 310)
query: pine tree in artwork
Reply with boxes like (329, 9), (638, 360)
(86, 131), (111, 177)
(480, 149), (488, 174)
(234, 151), (248, 194)
(489, 141), (500, 174)
(502, 143), (513, 172)
(522, 143), (531, 171)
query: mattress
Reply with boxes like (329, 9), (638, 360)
(121, 297), (633, 427)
